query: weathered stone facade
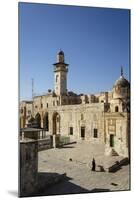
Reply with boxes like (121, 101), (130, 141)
(20, 51), (130, 157)
(19, 139), (38, 197)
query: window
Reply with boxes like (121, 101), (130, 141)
(115, 106), (119, 112)
(41, 103), (43, 108)
(53, 101), (55, 106)
(35, 105), (38, 108)
(93, 128), (98, 138)
(47, 103), (48, 108)
(110, 134), (114, 147)
(69, 127), (73, 135)
(81, 127), (85, 139)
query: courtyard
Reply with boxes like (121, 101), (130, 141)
(38, 141), (130, 195)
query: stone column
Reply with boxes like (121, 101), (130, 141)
(53, 135), (56, 148)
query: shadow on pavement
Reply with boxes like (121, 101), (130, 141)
(90, 188), (111, 193)
(57, 146), (75, 149)
(63, 141), (77, 145)
(19, 171), (112, 197)
(37, 172), (111, 196)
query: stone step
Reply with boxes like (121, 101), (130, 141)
(111, 149), (119, 156)
(104, 157), (129, 172)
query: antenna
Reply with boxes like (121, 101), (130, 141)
(31, 78), (34, 117)
(121, 66), (123, 76)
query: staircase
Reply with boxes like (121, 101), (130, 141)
(105, 147), (118, 156)
(111, 148), (118, 156)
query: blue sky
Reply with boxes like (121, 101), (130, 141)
(19, 3), (130, 100)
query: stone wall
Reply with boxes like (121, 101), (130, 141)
(41, 103), (106, 143)
(19, 89), (130, 158)
(19, 140), (38, 197)
(105, 113), (130, 157)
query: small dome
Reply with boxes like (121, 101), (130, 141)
(58, 50), (64, 55)
(114, 76), (130, 88)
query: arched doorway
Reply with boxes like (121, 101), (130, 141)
(43, 112), (49, 131)
(35, 113), (41, 128)
(53, 112), (60, 135)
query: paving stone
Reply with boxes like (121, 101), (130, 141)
(38, 142), (130, 194)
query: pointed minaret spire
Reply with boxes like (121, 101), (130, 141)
(121, 66), (123, 76)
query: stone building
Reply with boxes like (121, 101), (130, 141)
(20, 100), (33, 128)
(20, 50), (130, 157)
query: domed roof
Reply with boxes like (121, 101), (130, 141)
(58, 50), (64, 55)
(114, 75), (130, 88)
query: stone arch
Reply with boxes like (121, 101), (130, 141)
(52, 112), (60, 135)
(43, 112), (49, 131)
(35, 112), (41, 128)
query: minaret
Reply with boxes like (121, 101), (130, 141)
(53, 50), (69, 96)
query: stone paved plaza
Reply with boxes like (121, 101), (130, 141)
(38, 141), (130, 195)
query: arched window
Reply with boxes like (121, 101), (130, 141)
(115, 106), (119, 112)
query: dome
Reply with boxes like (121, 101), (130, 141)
(58, 50), (64, 55)
(114, 75), (130, 88)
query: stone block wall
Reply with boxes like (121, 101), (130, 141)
(19, 140), (38, 197)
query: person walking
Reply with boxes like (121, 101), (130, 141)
(91, 158), (96, 171)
